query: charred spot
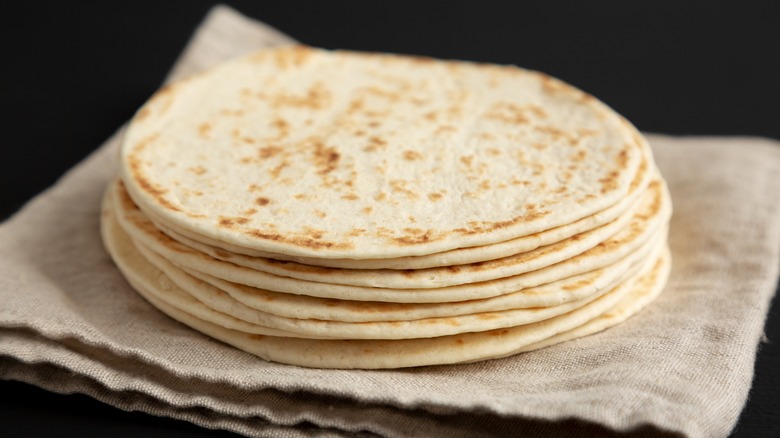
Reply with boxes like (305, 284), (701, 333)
(403, 150), (423, 161)
(311, 140), (341, 175)
(219, 217), (235, 227)
(391, 229), (437, 245)
(244, 229), (354, 250)
(258, 145), (282, 159)
(363, 136), (387, 153)
(617, 149), (630, 167)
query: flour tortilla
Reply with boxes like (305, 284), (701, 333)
(130, 247), (671, 369)
(145, 146), (652, 269)
(132, 236), (632, 340)
(180, 235), (664, 322)
(120, 45), (649, 260)
(101, 193), (316, 339)
(514, 246), (670, 354)
(115, 179), (671, 302)
(113, 178), (641, 288)
(103, 189), (666, 341)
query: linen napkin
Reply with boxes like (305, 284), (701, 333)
(2, 5), (779, 437)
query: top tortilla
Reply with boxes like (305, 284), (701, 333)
(120, 45), (646, 259)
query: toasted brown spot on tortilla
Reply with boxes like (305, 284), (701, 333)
(571, 149), (588, 162)
(389, 180), (419, 200)
(272, 81), (332, 109)
(218, 217), (235, 227)
(198, 122), (212, 139)
(446, 265), (461, 274)
(255, 197), (271, 206)
(428, 192), (443, 202)
(259, 145), (283, 159)
(562, 277), (595, 291)
(187, 166), (207, 176)
(403, 150), (423, 161)
(272, 117), (290, 137)
(485, 102), (530, 125)
(341, 193), (359, 201)
(309, 140), (340, 175)
(363, 136), (387, 153)
(391, 229), (439, 245)
(362, 206), (373, 214)
(245, 229), (354, 250)
(617, 148), (630, 167)
(599, 171), (620, 194)
(127, 140), (182, 213)
(302, 227), (325, 239)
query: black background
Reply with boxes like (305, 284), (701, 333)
(1, 1), (778, 436)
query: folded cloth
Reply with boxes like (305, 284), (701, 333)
(1, 5), (779, 438)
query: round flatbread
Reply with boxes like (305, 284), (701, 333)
(145, 146), (653, 269)
(180, 236), (664, 322)
(120, 45), (649, 260)
(102, 190), (667, 344)
(113, 178), (641, 288)
(114, 178), (671, 302)
(122, 244), (671, 368)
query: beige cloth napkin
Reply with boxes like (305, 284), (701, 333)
(2, 5), (780, 437)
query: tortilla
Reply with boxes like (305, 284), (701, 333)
(125, 246), (671, 368)
(113, 178), (670, 302)
(143, 147), (652, 269)
(179, 235), (664, 322)
(113, 178), (644, 288)
(120, 45), (649, 260)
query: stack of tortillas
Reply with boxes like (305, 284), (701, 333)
(101, 45), (672, 369)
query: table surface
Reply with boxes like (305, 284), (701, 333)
(1, 1), (778, 436)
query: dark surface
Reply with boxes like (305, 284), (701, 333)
(1, 1), (778, 436)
